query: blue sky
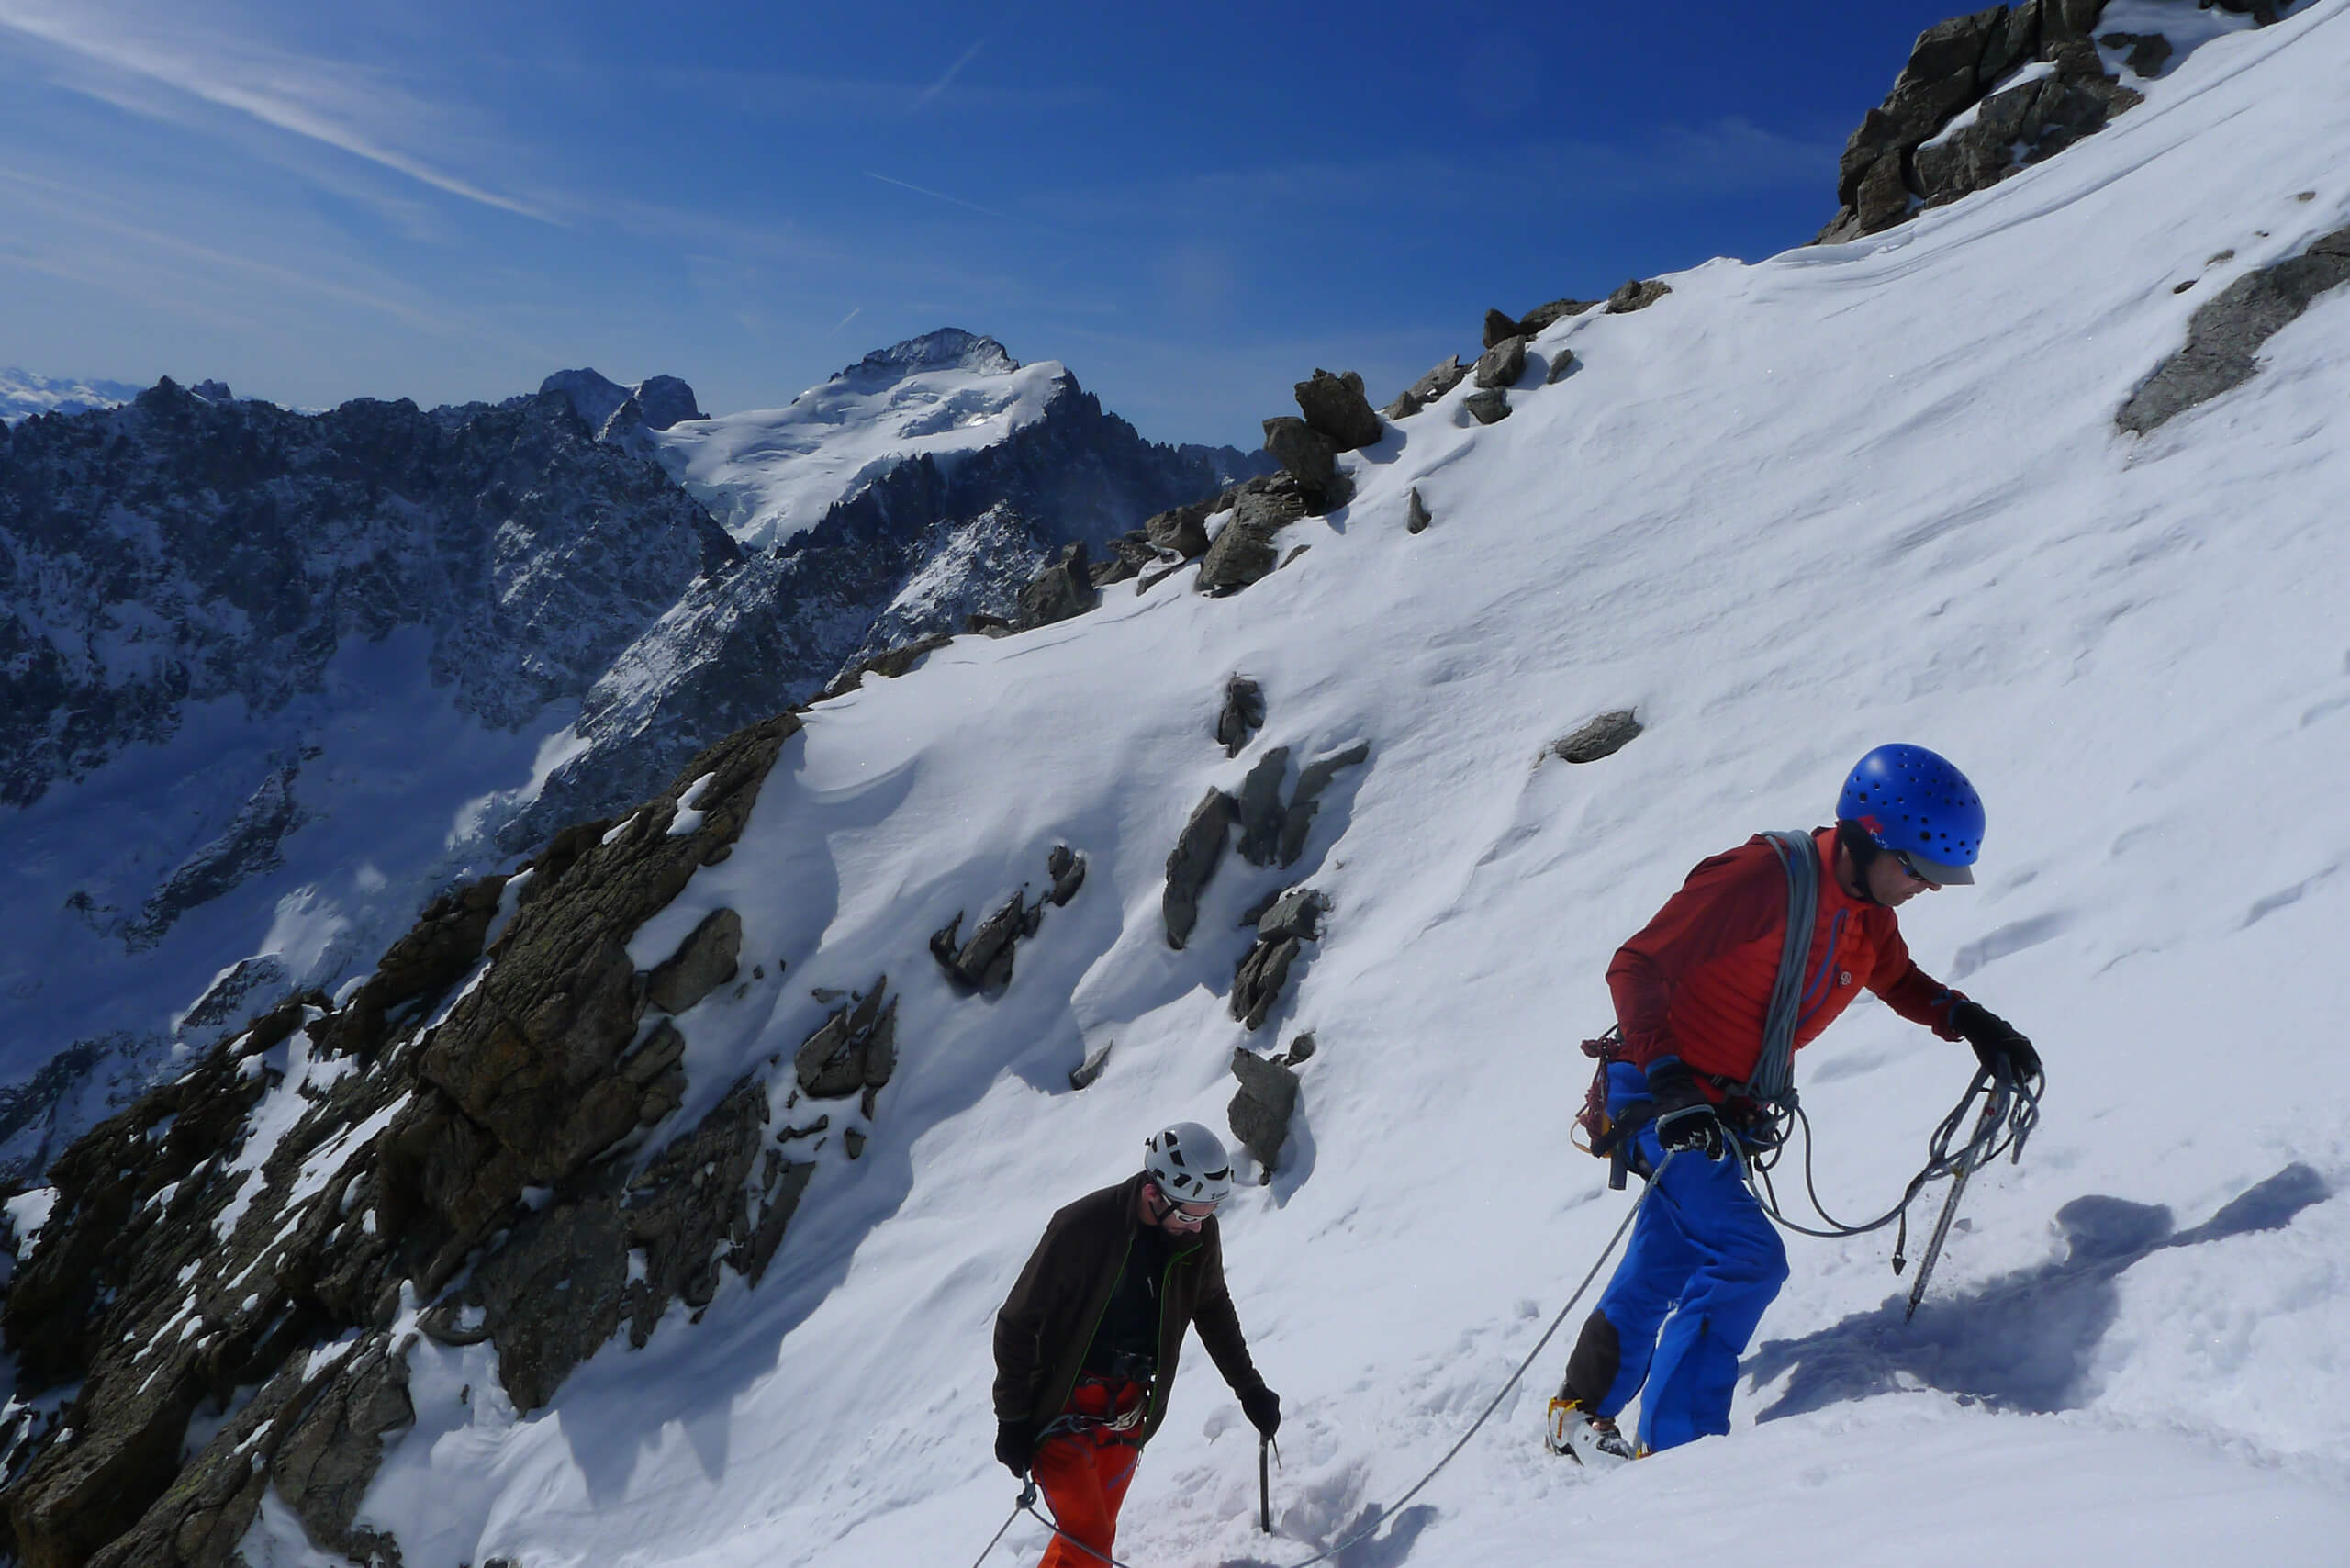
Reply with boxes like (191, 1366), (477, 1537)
(0, 2), (1969, 448)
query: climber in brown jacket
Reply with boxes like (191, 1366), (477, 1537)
(993, 1122), (1280, 1568)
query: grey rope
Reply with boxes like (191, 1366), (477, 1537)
(1747, 829), (1820, 1110)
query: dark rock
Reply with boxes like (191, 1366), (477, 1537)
(1230, 937), (1303, 1032)
(1090, 532), (1162, 588)
(1473, 335), (1528, 390)
(1163, 789), (1237, 949)
(2119, 226), (2350, 433)
(1605, 279), (1673, 314)
(2099, 30), (2174, 78)
(1261, 417), (1344, 500)
(1382, 355), (1469, 420)
(1553, 710), (1644, 763)
(824, 633), (955, 699)
(795, 980), (897, 1097)
(1013, 542), (1098, 631)
(1069, 1038), (1114, 1091)
(1226, 1048), (1302, 1172)
(1216, 677), (1267, 757)
(1196, 476), (1311, 596)
(1047, 845), (1087, 906)
(644, 907), (744, 1014)
(934, 893), (1044, 994)
(633, 374), (704, 430)
(1293, 369), (1383, 451)
(1483, 308), (1522, 349)
(1254, 887), (1329, 945)
(844, 1127), (867, 1159)
(1405, 487), (1432, 534)
(1462, 389), (1510, 425)
(1279, 742), (1370, 867)
(1545, 348), (1580, 385)
(1278, 1031), (1317, 1067)
(1236, 747), (1292, 868)
(190, 379), (233, 402)
(1145, 497), (1220, 558)
(1518, 297), (1602, 333)
(1280, 544), (1311, 570)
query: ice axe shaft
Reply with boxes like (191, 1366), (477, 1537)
(1905, 1090), (2006, 1321)
(1258, 1436), (1271, 1533)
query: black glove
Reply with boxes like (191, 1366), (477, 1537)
(1950, 1000), (2042, 1082)
(1645, 1061), (1725, 1160)
(995, 1417), (1039, 1476)
(1240, 1384), (1281, 1439)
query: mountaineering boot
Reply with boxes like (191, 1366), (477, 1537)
(1546, 1397), (1635, 1471)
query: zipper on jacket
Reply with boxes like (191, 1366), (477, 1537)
(1145, 1241), (1200, 1431)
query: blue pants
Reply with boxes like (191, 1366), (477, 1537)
(1592, 1064), (1788, 1452)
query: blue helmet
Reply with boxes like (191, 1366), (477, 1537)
(1836, 745), (1983, 885)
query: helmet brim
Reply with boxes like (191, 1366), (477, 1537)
(1908, 854), (1975, 887)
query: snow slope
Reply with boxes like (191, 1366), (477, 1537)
(649, 330), (1069, 548)
(294, 6), (2350, 1563)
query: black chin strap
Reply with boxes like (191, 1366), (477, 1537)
(1834, 819), (1887, 908)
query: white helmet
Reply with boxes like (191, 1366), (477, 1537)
(1144, 1122), (1235, 1206)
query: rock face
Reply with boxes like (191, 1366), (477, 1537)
(1381, 355), (1469, 420)
(1197, 475), (1315, 595)
(794, 980), (899, 1099)
(1605, 279), (1673, 314)
(1163, 790), (1238, 949)
(1260, 417), (1344, 501)
(1013, 542), (1099, 631)
(1216, 678), (1268, 757)
(0, 711), (826, 1568)
(1226, 1048), (1302, 1175)
(1552, 710), (1644, 764)
(2118, 226), (2350, 434)
(645, 908), (744, 1014)
(1807, 0), (2221, 244)
(1292, 370), (1383, 451)
(0, 348), (1270, 1180)
(1473, 336), (1529, 391)
(1231, 888), (1329, 1031)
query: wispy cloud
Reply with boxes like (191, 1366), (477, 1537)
(862, 169), (1013, 221)
(909, 40), (983, 114)
(0, 0), (554, 221)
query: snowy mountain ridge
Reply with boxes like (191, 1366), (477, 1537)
(0, 342), (1259, 1180)
(4, 3), (2349, 1566)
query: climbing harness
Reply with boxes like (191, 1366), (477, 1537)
(967, 1170), (1668, 1568)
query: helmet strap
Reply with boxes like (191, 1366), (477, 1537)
(1834, 819), (1887, 908)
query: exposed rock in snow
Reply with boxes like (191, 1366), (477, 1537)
(1217, 676), (1268, 757)
(1553, 710), (1646, 765)
(1292, 369), (1382, 452)
(2117, 222), (2350, 432)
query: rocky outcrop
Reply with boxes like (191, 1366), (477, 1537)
(1473, 336), (1529, 391)
(1801, 0), (2282, 243)
(1462, 389), (1510, 426)
(1197, 475), (1315, 595)
(1382, 356), (1469, 420)
(1013, 543), (1100, 631)
(1226, 1049), (1302, 1175)
(2118, 226), (2350, 434)
(1605, 279), (1673, 314)
(645, 908), (744, 1014)
(793, 980), (898, 1102)
(1405, 487), (1432, 534)
(1292, 370), (1382, 452)
(1217, 677), (1267, 756)
(1230, 888), (1329, 1033)
(1261, 417), (1343, 500)
(933, 896), (1042, 995)
(1552, 710), (1644, 764)
(0, 709), (820, 1568)
(1163, 790), (1237, 950)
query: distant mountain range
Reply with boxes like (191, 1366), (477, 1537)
(0, 331), (1267, 1174)
(0, 367), (144, 421)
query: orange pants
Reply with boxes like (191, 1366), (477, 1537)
(1032, 1377), (1146, 1568)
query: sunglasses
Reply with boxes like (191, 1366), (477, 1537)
(1889, 850), (1932, 885)
(1153, 1187), (1220, 1225)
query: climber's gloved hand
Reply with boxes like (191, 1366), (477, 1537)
(1951, 1000), (2042, 1083)
(1240, 1384), (1281, 1439)
(995, 1417), (1039, 1476)
(1646, 1060), (1726, 1160)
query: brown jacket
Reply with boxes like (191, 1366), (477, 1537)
(993, 1173), (1264, 1446)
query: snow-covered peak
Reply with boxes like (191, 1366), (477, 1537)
(648, 331), (1071, 549)
(1, 367), (142, 423)
(834, 328), (1020, 384)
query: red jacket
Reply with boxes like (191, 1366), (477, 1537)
(1607, 827), (1963, 1095)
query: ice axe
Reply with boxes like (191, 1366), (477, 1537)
(1903, 1070), (2020, 1321)
(1259, 1434), (1275, 1534)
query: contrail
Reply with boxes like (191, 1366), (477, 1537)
(909, 39), (982, 113)
(861, 170), (1009, 220)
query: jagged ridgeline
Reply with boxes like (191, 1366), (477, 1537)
(0, 335), (1269, 1183)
